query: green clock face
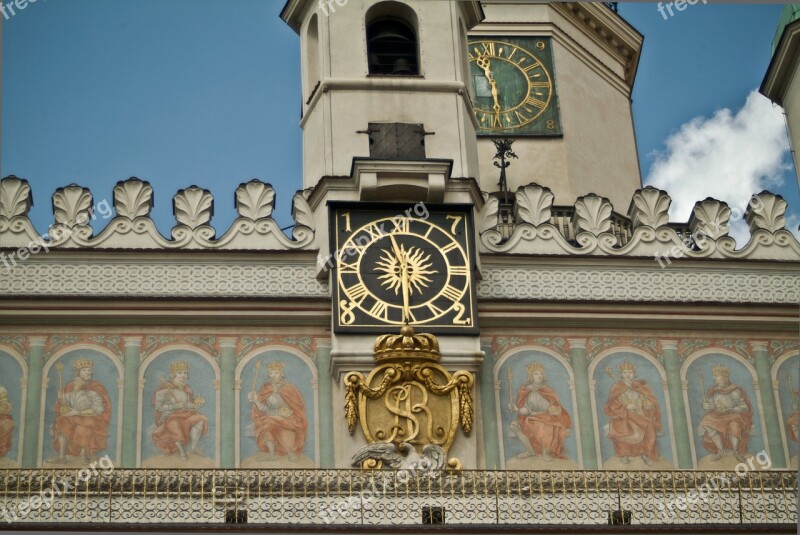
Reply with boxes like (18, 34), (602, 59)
(468, 37), (562, 136)
(329, 203), (478, 334)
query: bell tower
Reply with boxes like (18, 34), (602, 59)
(281, 0), (484, 205)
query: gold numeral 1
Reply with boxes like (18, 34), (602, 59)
(450, 266), (468, 276)
(342, 212), (351, 233)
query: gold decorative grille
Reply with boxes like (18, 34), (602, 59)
(0, 469), (795, 527)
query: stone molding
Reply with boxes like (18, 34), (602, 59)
(0, 258), (329, 298)
(477, 262), (800, 304)
(2, 255), (798, 305)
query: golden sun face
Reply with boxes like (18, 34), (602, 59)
(375, 245), (437, 296)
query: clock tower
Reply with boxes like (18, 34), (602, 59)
(281, 0), (487, 468)
(281, 0), (484, 204)
(471, 2), (644, 211)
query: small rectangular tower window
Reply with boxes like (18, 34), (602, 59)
(368, 122), (427, 160)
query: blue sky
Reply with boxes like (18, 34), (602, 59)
(2, 1), (798, 239)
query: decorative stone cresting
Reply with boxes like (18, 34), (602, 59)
(628, 186), (670, 229)
(478, 193), (500, 235)
(572, 193), (613, 236)
(236, 179), (275, 221)
(746, 191), (787, 233)
(0, 176), (315, 251)
(689, 198), (731, 240)
(479, 183), (800, 261)
(0, 176), (32, 219)
(114, 178), (153, 219)
(0, 176), (41, 250)
(514, 183), (554, 227)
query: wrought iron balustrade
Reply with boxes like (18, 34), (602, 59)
(0, 469), (795, 528)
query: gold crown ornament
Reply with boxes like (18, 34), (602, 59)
(711, 365), (730, 378)
(618, 361), (636, 374)
(267, 361), (285, 373)
(527, 362), (545, 373)
(73, 358), (94, 371)
(373, 324), (440, 363)
(170, 361), (190, 375)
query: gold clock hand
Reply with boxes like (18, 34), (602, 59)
(389, 234), (412, 323)
(491, 79), (501, 114)
(400, 263), (411, 324)
(389, 234), (403, 263)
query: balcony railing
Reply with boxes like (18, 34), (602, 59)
(0, 469), (796, 528)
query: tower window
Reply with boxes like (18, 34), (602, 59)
(367, 17), (419, 76)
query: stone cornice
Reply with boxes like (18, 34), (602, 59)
(553, 2), (642, 87)
(477, 257), (800, 305)
(761, 18), (800, 105)
(1, 252), (798, 306)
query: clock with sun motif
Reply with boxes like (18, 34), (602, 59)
(468, 36), (562, 136)
(329, 203), (478, 334)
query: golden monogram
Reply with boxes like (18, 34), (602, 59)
(344, 325), (474, 469)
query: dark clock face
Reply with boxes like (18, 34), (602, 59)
(468, 37), (562, 136)
(329, 203), (478, 334)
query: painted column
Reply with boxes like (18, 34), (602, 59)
(219, 337), (237, 468)
(316, 339), (334, 468)
(568, 338), (597, 469)
(660, 339), (693, 468)
(22, 337), (47, 467)
(121, 337), (142, 467)
(752, 341), (787, 467)
(480, 339), (500, 469)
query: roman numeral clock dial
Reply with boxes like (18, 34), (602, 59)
(469, 37), (562, 136)
(330, 204), (478, 334)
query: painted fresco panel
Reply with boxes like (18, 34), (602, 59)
(0, 351), (23, 467)
(42, 350), (119, 467)
(593, 352), (674, 470)
(686, 355), (764, 470)
(775, 354), (799, 469)
(498, 351), (579, 469)
(141, 350), (217, 468)
(239, 351), (316, 468)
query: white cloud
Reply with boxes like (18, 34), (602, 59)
(645, 90), (792, 244)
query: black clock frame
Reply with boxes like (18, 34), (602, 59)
(328, 201), (480, 335)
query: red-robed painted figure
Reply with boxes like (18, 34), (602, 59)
(151, 361), (208, 461)
(0, 387), (14, 458)
(248, 362), (308, 460)
(50, 359), (112, 463)
(603, 361), (661, 465)
(787, 388), (799, 443)
(699, 365), (753, 463)
(508, 362), (571, 462)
